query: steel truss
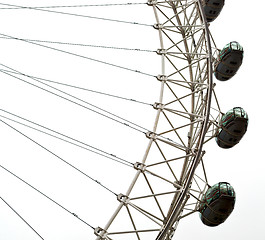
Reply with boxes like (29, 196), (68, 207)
(95, 1), (222, 239)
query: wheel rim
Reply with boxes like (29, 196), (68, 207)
(95, 1), (215, 239)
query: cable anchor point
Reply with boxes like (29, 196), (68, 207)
(156, 49), (167, 55)
(133, 162), (146, 172)
(153, 102), (164, 110)
(156, 75), (168, 82)
(94, 227), (108, 239)
(147, 0), (157, 6)
(145, 131), (157, 140)
(117, 194), (130, 205)
(153, 23), (163, 30)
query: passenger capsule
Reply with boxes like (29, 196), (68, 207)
(214, 41), (244, 81)
(216, 107), (248, 149)
(202, 0), (225, 22)
(199, 182), (235, 227)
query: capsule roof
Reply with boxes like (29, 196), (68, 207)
(219, 41), (243, 60)
(220, 107), (248, 128)
(200, 182), (235, 208)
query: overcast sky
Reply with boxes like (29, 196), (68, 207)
(0, 1), (264, 240)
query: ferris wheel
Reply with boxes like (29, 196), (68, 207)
(0, 1), (248, 240)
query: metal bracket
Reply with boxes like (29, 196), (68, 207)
(117, 194), (130, 205)
(153, 23), (163, 30)
(145, 131), (157, 140)
(173, 181), (182, 189)
(94, 227), (108, 239)
(147, 0), (157, 6)
(156, 75), (168, 82)
(156, 49), (167, 55)
(153, 102), (164, 110)
(133, 162), (147, 172)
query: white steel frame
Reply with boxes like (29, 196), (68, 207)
(95, 1), (221, 239)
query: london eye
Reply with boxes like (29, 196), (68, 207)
(0, 1), (252, 239)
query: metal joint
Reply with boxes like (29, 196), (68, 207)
(134, 162), (146, 172)
(117, 193), (130, 204)
(156, 49), (167, 55)
(94, 227), (108, 239)
(190, 148), (198, 155)
(156, 75), (168, 82)
(145, 131), (157, 140)
(153, 102), (164, 110)
(173, 181), (182, 189)
(147, 0), (157, 6)
(153, 23), (163, 30)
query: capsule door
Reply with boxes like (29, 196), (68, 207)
(216, 117), (248, 148)
(214, 50), (243, 81)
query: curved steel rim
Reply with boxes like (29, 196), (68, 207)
(95, 1), (213, 239)
(155, 0), (213, 239)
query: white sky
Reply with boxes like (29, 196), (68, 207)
(0, 0), (264, 240)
